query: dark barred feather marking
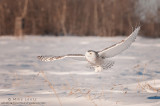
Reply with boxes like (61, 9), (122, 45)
(37, 56), (64, 62)
(37, 54), (85, 62)
(102, 60), (115, 70)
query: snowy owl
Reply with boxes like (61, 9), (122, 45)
(38, 27), (140, 72)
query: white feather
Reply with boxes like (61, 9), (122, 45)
(37, 54), (85, 62)
(98, 27), (140, 58)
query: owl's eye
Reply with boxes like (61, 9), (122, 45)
(89, 52), (92, 55)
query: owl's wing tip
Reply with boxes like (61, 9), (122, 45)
(37, 56), (44, 61)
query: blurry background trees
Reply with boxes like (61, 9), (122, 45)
(0, 0), (160, 37)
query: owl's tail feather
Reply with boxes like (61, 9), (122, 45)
(102, 60), (114, 70)
(88, 60), (114, 72)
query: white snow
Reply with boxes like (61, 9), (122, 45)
(0, 36), (160, 106)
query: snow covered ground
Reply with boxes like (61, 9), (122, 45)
(0, 36), (160, 106)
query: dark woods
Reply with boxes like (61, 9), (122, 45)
(0, 0), (159, 37)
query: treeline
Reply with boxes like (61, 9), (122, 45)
(0, 0), (159, 37)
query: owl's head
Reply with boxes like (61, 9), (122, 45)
(85, 50), (98, 60)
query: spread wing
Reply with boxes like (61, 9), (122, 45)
(98, 27), (140, 58)
(37, 54), (85, 62)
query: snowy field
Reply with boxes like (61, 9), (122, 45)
(0, 36), (160, 106)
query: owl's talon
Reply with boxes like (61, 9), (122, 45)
(94, 66), (103, 72)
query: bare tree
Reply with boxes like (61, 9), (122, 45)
(14, 0), (29, 36)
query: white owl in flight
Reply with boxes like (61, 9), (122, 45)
(38, 27), (140, 72)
